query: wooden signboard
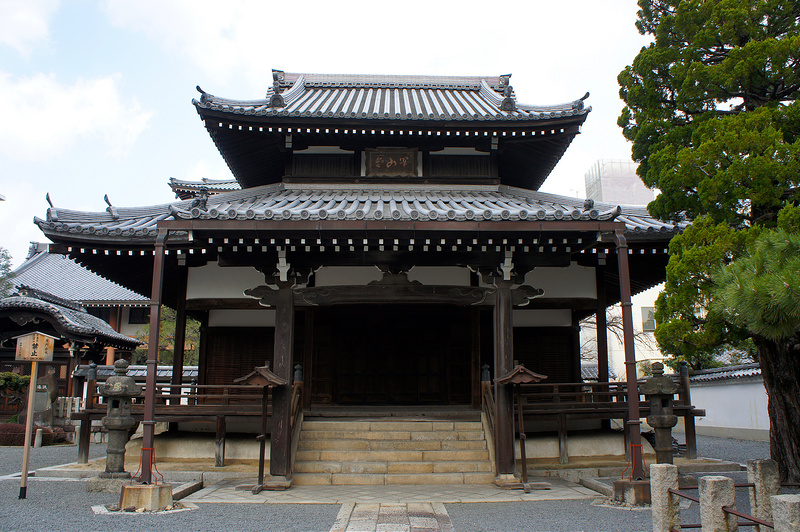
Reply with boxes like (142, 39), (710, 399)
(365, 148), (418, 177)
(14, 332), (57, 362)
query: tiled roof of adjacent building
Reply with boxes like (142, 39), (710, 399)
(689, 362), (762, 383)
(194, 71), (590, 123)
(0, 288), (142, 350)
(12, 243), (148, 305)
(169, 177), (240, 200)
(73, 365), (198, 382)
(34, 184), (686, 243)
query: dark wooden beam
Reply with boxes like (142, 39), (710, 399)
(269, 282), (294, 479)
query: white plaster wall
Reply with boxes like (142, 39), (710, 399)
(208, 309), (276, 327)
(186, 262), (264, 299)
(678, 377), (770, 440)
(513, 309), (572, 327)
(522, 262), (596, 299)
(118, 307), (145, 337)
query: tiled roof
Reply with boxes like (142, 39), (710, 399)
(689, 363), (761, 383)
(34, 184), (686, 242)
(581, 363), (618, 381)
(194, 71), (590, 123)
(12, 243), (148, 305)
(73, 365), (198, 382)
(0, 289), (142, 350)
(169, 177), (240, 199)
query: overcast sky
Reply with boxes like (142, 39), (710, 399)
(0, 0), (651, 268)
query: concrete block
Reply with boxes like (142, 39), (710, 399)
(319, 450), (423, 462)
(330, 473), (385, 485)
(771, 494), (800, 532)
(441, 440), (486, 451)
(119, 484), (173, 512)
(650, 464), (680, 532)
(369, 440), (441, 451)
(747, 458), (780, 526)
(339, 462), (388, 474)
(371, 421), (433, 432)
(86, 477), (127, 494)
(433, 461), (491, 473)
(613, 479), (651, 506)
(422, 450), (489, 462)
(387, 461), (435, 474)
(385, 473), (464, 485)
(462, 472), (495, 484)
(292, 473), (332, 485)
(699, 476), (736, 532)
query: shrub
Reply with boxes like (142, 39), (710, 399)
(0, 423), (54, 446)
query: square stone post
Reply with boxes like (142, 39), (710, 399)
(771, 494), (800, 532)
(699, 476), (738, 532)
(650, 464), (680, 532)
(747, 459), (780, 531)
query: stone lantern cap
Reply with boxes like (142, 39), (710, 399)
(98, 359), (142, 397)
(639, 362), (680, 395)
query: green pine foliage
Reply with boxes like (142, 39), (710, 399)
(714, 211), (800, 341)
(0, 247), (14, 297)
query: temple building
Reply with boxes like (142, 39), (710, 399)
(33, 71), (684, 485)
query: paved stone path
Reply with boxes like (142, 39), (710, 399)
(330, 502), (455, 532)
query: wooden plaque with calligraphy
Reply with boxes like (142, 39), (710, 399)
(365, 148), (418, 178)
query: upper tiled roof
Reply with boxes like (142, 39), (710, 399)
(169, 177), (240, 200)
(194, 71), (590, 123)
(0, 288), (142, 350)
(34, 184), (686, 243)
(689, 363), (762, 383)
(73, 364), (198, 382)
(13, 243), (148, 305)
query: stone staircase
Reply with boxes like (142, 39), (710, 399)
(293, 419), (494, 485)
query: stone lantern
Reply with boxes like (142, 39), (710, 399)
(98, 359), (141, 479)
(640, 362), (681, 464)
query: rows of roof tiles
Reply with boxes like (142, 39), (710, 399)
(0, 295), (141, 349)
(689, 363), (762, 383)
(195, 73), (588, 122)
(13, 245), (148, 303)
(35, 185), (684, 241)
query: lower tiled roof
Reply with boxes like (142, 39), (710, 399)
(35, 184), (685, 243)
(0, 291), (142, 350)
(13, 244), (148, 304)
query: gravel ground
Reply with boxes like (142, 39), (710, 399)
(0, 436), (787, 532)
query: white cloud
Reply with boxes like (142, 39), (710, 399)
(0, 182), (46, 269)
(0, 72), (153, 161)
(0, 0), (60, 57)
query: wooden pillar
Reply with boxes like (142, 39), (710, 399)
(171, 266), (188, 404)
(270, 281), (295, 478)
(614, 229), (644, 480)
(493, 279), (515, 477)
(596, 263), (611, 429)
(141, 229), (168, 484)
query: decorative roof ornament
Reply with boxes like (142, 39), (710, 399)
(572, 92), (590, 111)
(499, 74), (516, 111)
(269, 69), (286, 107)
(45, 193), (58, 222)
(104, 194), (119, 220)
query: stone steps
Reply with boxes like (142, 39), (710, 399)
(293, 419), (493, 485)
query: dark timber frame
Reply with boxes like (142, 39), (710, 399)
(137, 218), (646, 483)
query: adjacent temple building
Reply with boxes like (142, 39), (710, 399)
(33, 70), (684, 485)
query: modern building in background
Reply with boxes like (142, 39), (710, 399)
(585, 159), (655, 205)
(584, 159), (662, 377)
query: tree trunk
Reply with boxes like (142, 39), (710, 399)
(755, 334), (800, 483)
